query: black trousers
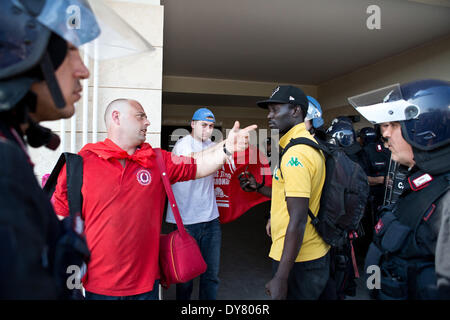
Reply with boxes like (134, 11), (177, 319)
(272, 251), (331, 300)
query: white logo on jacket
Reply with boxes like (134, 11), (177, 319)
(136, 169), (152, 186)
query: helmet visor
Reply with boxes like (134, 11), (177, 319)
(348, 84), (421, 124)
(305, 96), (322, 122)
(331, 130), (355, 147)
(37, 0), (154, 60)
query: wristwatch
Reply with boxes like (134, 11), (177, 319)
(223, 144), (232, 156)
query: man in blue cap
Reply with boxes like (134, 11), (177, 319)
(166, 107), (222, 300)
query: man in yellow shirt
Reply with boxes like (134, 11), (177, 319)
(241, 85), (330, 299)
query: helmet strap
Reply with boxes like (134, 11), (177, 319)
(39, 51), (66, 109)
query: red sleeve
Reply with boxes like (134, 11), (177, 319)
(161, 149), (197, 184)
(52, 163), (70, 217)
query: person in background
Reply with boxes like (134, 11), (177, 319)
(166, 107), (222, 300)
(304, 96), (326, 140)
(325, 116), (366, 167)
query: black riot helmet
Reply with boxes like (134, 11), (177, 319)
(1, 0), (98, 111)
(349, 79), (450, 174)
(348, 79), (450, 151)
(0, 0), (153, 149)
(326, 117), (356, 147)
(0, 0), (154, 112)
(358, 127), (377, 146)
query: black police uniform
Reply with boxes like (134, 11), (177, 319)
(363, 141), (390, 218)
(342, 143), (368, 169)
(0, 123), (61, 299)
(365, 168), (450, 299)
(0, 0), (99, 299)
(349, 79), (450, 300)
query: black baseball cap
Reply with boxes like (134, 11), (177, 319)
(257, 85), (309, 110)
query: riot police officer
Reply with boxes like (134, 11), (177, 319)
(354, 127), (391, 259)
(305, 95), (327, 140)
(357, 127), (377, 147)
(349, 79), (450, 299)
(326, 116), (367, 168)
(360, 127), (391, 215)
(326, 118), (374, 264)
(0, 0), (152, 299)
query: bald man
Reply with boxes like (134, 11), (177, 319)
(52, 98), (256, 300)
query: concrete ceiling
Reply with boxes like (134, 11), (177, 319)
(161, 0), (450, 85)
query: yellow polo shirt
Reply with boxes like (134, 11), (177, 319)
(269, 122), (330, 262)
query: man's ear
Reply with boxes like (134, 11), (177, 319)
(292, 105), (304, 120)
(191, 120), (195, 129)
(112, 110), (120, 125)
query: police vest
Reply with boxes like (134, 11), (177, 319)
(365, 171), (450, 300)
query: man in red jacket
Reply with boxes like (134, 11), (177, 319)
(53, 98), (256, 300)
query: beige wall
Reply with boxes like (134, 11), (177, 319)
(30, 0), (164, 181)
(162, 76), (318, 141)
(318, 34), (450, 131)
(162, 35), (450, 135)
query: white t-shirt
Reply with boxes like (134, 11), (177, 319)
(165, 134), (219, 225)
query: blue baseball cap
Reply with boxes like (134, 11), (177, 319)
(192, 108), (216, 123)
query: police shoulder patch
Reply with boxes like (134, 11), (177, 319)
(409, 173), (433, 191)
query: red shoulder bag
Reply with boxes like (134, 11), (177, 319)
(155, 149), (207, 288)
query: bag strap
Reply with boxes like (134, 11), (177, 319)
(279, 137), (330, 175)
(43, 152), (83, 219)
(394, 173), (450, 230)
(278, 137), (325, 225)
(154, 148), (188, 236)
(280, 137), (330, 160)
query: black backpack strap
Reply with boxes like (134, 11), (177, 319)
(43, 152), (83, 218)
(280, 137), (330, 160)
(43, 153), (66, 196)
(394, 173), (450, 230)
(278, 137), (326, 225)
